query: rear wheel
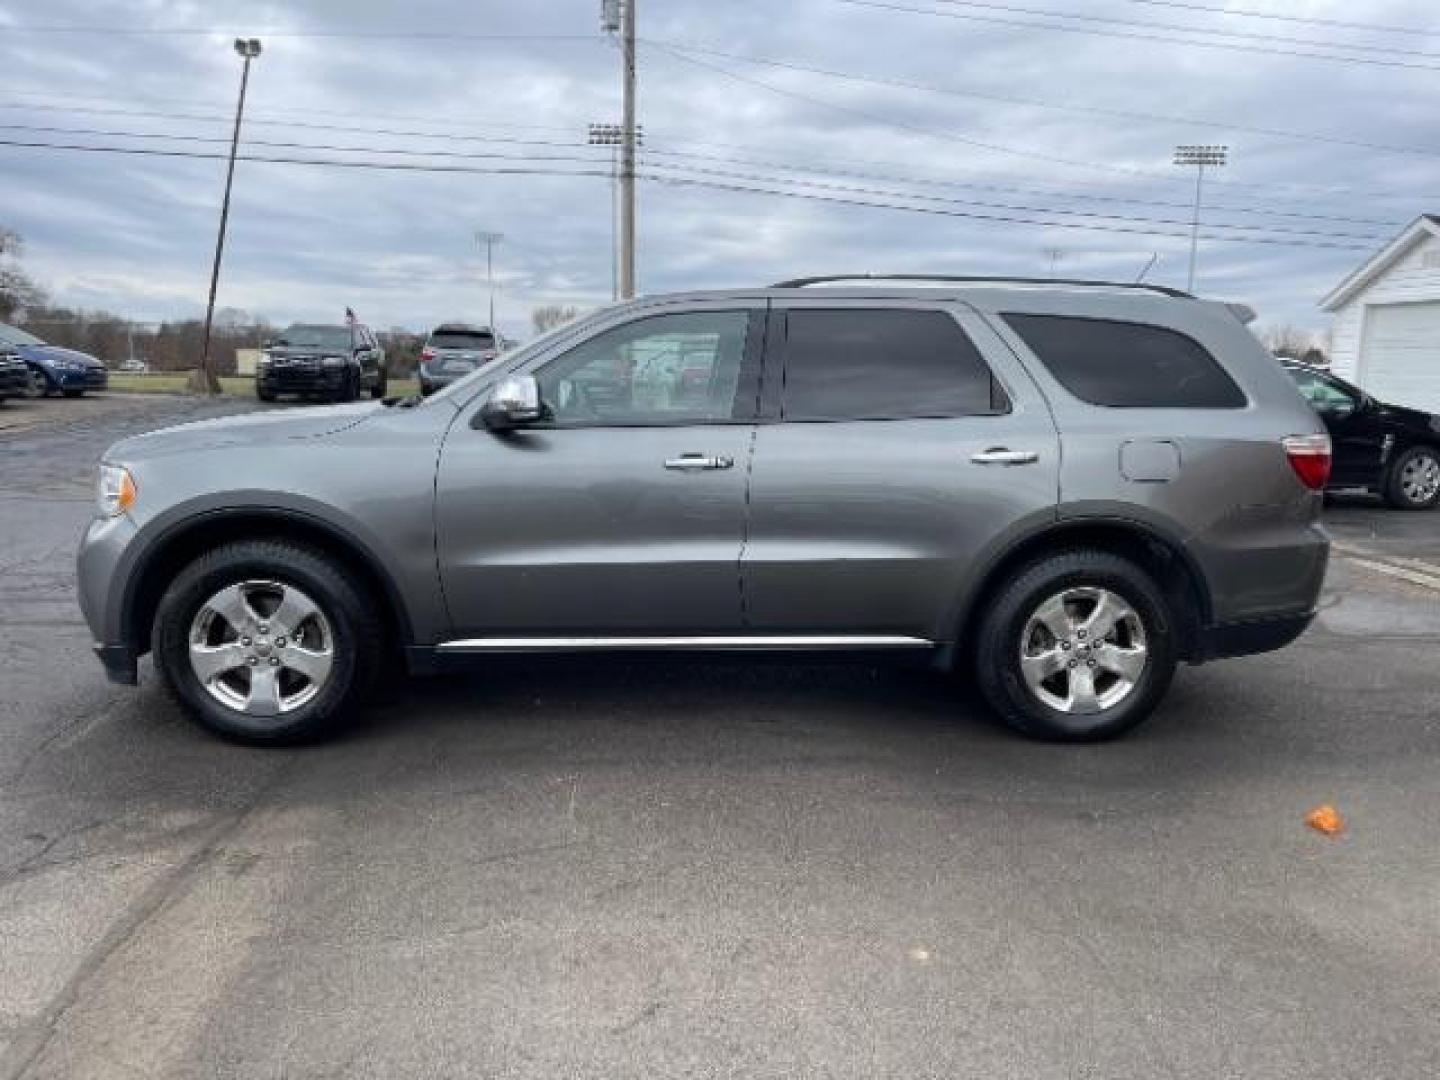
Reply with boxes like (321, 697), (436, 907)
(974, 550), (1177, 741)
(370, 372), (388, 399)
(153, 540), (382, 744)
(339, 369), (360, 402)
(1384, 445), (1440, 510)
(63, 388), (83, 398)
(256, 384), (276, 402)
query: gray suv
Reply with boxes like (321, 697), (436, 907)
(78, 276), (1331, 744)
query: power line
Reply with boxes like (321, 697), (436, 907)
(640, 159), (1387, 243)
(0, 25), (600, 41)
(651, 40), (1435, 205)
(835, 0), (1440, 71)
(924, 0), (1440, 59)
(0, 116), (1403, 232)
(643, 172), (1376, 251)
(0, 135), (1379, 252)
(1114, 0), (1437, 37)
(0, 95), (588, 136)
(643, 38), (1440, 160)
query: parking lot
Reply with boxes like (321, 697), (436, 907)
(1, 393), (1437, 1078)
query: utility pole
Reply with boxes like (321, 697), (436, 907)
(194, 37), (261, 395)
(1173, 144), (1227, 294)
(475, 231), (503, 330)
(588, 121), (643, 301)
(619, 0), (637, 298)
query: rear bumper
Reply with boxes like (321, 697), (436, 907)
(1194, 611), (1315, 662)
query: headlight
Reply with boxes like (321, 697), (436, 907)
(321, 355), (346, 368)
(97, 463), (137, 518)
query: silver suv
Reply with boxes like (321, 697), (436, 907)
(78, 276), (1331, 744)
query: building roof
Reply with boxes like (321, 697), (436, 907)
(1320, 214), (1440, 312)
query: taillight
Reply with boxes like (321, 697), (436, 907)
(421, 346), (435, 361)
(1283, 433), (1332, 490)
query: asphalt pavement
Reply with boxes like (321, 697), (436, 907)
(1, 393), (1437, 1079)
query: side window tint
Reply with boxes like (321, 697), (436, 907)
(782, 309), (1003, 421)
(1003, 313), (1246, 408)
(1289, 370), (1354, 410)
(537, 310), (751, 425)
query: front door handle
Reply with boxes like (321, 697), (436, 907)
(664, 453), (735, 471)
(970, 448), (1039, 466)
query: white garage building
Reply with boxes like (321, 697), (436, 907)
(1321, 214), (1440, 412)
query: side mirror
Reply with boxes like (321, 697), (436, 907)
(480, 374), (543, 431)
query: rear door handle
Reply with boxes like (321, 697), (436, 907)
(970, 448), (1039, 466)
(664, 453), (734, 471)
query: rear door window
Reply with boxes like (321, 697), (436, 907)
(1002, 313), (1246, 408)
(779, 308), (1005, 421)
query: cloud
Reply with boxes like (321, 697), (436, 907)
(1, 0), (1436, 336)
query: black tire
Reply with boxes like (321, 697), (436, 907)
(370, 372), (388, 399)
(23, 369), (49, 399)
(63, 388), (83, 398)
(974, 549), (1177, 742)
(256, 385), (276, 403)
(152, 540), (383, 745)
(1382, 445), (1440, 511)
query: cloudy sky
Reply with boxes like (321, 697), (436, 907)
(1, 0), (1437, 339)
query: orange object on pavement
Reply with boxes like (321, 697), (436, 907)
(1305, 804), (1344, 836)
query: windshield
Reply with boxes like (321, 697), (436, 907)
(0, 322), (47, 347)
(429, 331), (496, 350)
(273, 325), (353, 350)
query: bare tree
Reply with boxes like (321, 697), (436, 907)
(1255, 323), (1315, 359)
(0, 226), (47, 322)
(531, 304), (580, 335)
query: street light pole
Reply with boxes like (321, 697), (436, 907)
(475, 231), (503, 330)
(195, 37), (261, 395)
(1173, 144), (1227, 294)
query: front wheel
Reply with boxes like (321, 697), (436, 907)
(974, 550), (1177, 741)
(370, 372), (388, 399)
(63, 388), (83, 398)
(23, 369), (49, 398)
(1384, 446), (1440, 510)
(153, 540), (383, 744)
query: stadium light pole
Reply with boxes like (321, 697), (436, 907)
(1174, 144), (1227, 294)
(195, 37), (261, 395)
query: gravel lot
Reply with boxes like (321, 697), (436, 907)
(2, 394), (1437, 1079)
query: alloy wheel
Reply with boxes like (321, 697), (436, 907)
(188, 579), (334, 717)
(1018, 587), (1149, 715)
(1399, 451), (1440, 505)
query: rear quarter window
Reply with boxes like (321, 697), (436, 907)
(1002, 313), (1246, 409)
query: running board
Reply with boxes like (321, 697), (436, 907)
(435, 635), (934, 654)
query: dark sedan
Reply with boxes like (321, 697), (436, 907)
(1286, 362), (1440, 510)
(0, 321), (109, 397)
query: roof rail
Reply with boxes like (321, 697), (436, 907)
(769, 274), (1194, 299)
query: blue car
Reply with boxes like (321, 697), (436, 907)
(0, 321), (109, 397)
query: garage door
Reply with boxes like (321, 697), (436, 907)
(1361, 301), (1440, 412)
